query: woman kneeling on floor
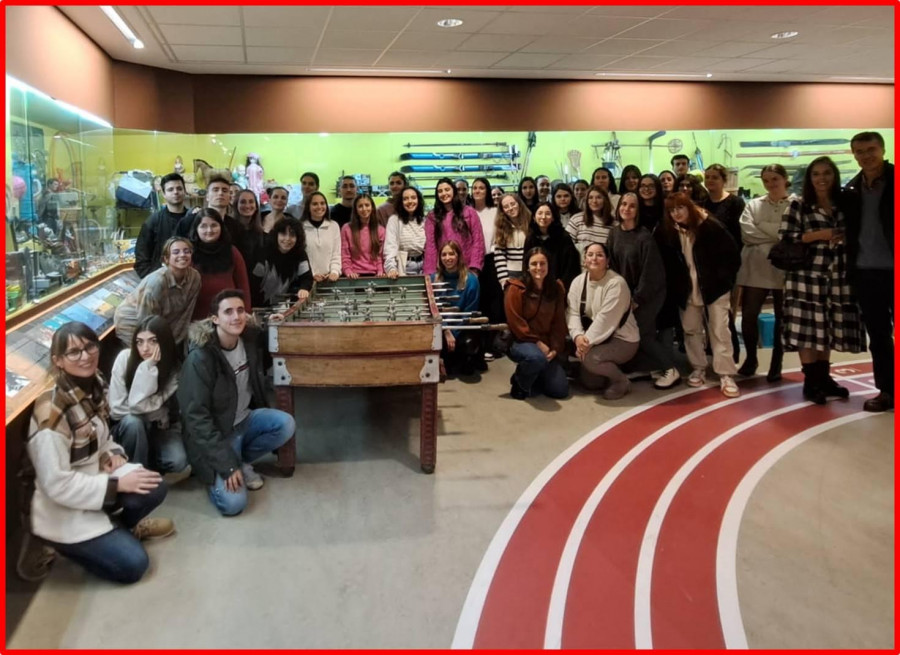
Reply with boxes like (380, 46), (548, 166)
(504, 247), (569, 400)
(109, 315), (191, 483)
(567, 242), (641, 399)
(21, 322), (173, 584)
(432, 241), (481, 376)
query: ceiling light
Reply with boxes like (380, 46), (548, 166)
(308, 67), (451, 75)
(771, 31), (799, 39)
(595, 72), (713, 79)
(437, 18), (464, 28)
(100, 6), (144, 49)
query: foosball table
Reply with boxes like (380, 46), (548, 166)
(267, 275), (475, 474)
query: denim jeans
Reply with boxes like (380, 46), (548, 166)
(208, 408), (295, 517)
(46, 482), (167, 584)
(112, 415), (189, 474)
(509, 341), (569, 399)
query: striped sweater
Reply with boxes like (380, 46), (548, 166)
(565, 212), (615, 255)
(493, 228), (528, 284)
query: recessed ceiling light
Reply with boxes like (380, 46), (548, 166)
(771, 31), (799, 39)
(437, 18), (464, 28)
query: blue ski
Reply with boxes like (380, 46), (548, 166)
(739, 138), (850, 148)
(400, 164), (519, 173)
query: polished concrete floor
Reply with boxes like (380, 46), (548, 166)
(7, 350), (894, 649)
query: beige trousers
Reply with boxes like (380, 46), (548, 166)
(680, 292), (737, 377)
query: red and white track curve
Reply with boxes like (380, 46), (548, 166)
(452, 361), (877, 649)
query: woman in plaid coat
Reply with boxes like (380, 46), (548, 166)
(781, 156), (865, 404)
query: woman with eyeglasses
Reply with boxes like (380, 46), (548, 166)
(115, 236), (201, 353)
(20, 322), (174, 584)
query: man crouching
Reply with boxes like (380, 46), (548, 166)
(179, 289), (295, 516)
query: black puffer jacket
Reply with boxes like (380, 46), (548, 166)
(177, 317), (268, 484)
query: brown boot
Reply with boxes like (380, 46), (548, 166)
(132, 517), (175, 541)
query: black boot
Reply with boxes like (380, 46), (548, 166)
(766, 344), (783, 382)
(819, 361), (849, 399)
(802, 363), (827, 405)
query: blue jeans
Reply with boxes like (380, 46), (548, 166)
(509, 341), (569, 399)
(208, 408), (295, 517)
(46, 482), (167, 584)
(112, 415), (189, 474)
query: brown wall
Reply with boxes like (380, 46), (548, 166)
(111, 62), (195, 133)
(5, 7), (893, 134)
(191, 76), (894, 134)
(6, 6), (115, 124)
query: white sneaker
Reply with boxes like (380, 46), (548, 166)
(241, 463), (264, 491)
(650, 370), (664, 380)
(653, 368), (682, 390)
(720, 375), (740, 398)
(686, 368), (707, 388)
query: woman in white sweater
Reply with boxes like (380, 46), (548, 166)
(300, 191), (341, 282)
(22, 322), (173, 584)
(736, 164), (795, 381)
(384, 187), (427, 278)
(567, 242), (640, 399)
(109, 315), (190, 480)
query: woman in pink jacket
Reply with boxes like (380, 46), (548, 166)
(424, 177), (485, 276)
(341, 194), (385, 278)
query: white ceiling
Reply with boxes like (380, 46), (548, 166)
(59, 5), (894, 83)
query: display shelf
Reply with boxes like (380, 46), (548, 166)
(5, 264), (139, 424)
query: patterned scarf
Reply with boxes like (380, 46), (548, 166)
(33, 372), (110, 465)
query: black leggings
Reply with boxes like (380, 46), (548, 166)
(741, 286), (784, 362)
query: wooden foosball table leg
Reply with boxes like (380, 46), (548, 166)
(274, 385), (296, 477)
(420, 383), (438, 474)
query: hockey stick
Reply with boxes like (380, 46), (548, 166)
(739, 138), (850, 148)
(647, 130), (666, 173)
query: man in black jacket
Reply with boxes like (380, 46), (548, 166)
(134, 173), (189, 278)
(844, 131), (894, 412)
(178, 289), (295, 516)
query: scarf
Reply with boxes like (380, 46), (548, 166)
(192, 232), (234, 274)
(34, 372), (110, 465)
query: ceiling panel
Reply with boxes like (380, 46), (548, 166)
(311, 49), (382, 66)
(460, 33), (537, 53)
(545, 54), (622, 71)
(479, 12), (582, 36)
(431, 51), (508, 68)
(240, 6), (332, 29)
(246, 47), (315, 64)
(405, 8), (503, 33)
(692, 41), (772, 58)
(149, 6), (240, 26)
(244, 27), (320, 48)
(392, 31), (471, 51)
(375, 50), (441, 68)
(161, 25), (242, 47)
(321, 30), (398, 50)
(582, 38), (665, 56)
(491, 52), (564, 69)
(170, 45), (244, 62)
(328, 6), (421, 30)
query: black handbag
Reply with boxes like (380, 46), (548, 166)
(768, 239), (812, 271)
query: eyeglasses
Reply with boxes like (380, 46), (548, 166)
(170, 248), (192, 256)
(63, 342), (99, 361)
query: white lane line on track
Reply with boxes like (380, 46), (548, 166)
(716, 409), (874, 648)
(634, 384), (872, 649)
(452, 359), (874, 649)
(451, 384), (703, 648)
(543, 382), (805, 649)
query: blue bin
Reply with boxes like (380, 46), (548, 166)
(758, 313), (775, 348)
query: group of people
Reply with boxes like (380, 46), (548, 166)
(20, 130), (892, 586)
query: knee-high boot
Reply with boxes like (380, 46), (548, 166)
(802, 362), (827, 405)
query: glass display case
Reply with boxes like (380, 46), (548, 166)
(6, 77), (121, 317)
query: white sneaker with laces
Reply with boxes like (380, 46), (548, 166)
(241, 463), (264, 491)
(720, 375), (740, 398)
(686, 368), (707, 388)
(653, 368), (682, 390)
